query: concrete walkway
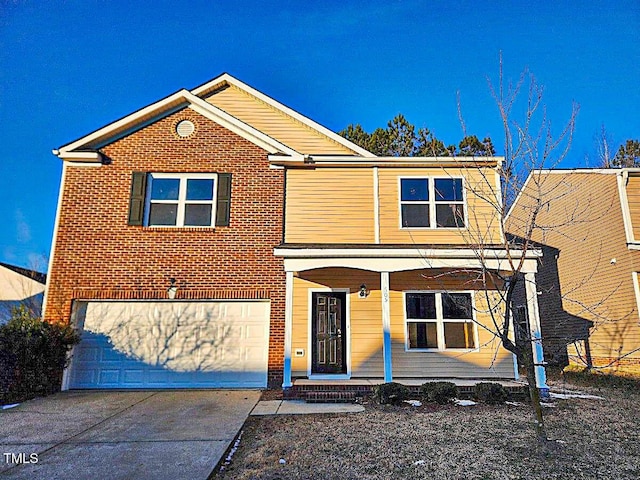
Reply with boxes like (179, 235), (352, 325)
(0, 390), (260, 480)
(251, 400), (364, 415)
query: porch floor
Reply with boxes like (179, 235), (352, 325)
(293, 378), (525, 388)
(287, 378), (528, 402)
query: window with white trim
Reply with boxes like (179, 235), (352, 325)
(145, 173), (218, 227)
(405, 292), (476, 350)
(400, 177), (465, 228)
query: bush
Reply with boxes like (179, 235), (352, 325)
(420, 381), (459, 404)
(0, 306), (80, 404)
(473, 382), (508, 405)
(373, 382), (409, 405)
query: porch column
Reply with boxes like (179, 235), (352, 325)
(524, 271), (549, 395)
(282, 271), (294, 388)
(381, 271), (393, 382)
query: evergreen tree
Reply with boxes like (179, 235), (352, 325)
(612, 139), (640, 167)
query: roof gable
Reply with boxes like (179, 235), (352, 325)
(54, 89), (303, 162)
(192, 73), (374, 157)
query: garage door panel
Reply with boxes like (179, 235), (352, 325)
(69, 300), (270, 389)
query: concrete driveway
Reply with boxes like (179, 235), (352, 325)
(0, 390), (260, 480)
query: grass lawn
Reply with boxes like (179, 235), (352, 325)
(214, 375), (640, 480)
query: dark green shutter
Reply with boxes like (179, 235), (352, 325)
(216, 173), (232, 226)
(128, 172), (147, 226)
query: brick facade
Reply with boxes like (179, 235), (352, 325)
(45, 108), (286, 386)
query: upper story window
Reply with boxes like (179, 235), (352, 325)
(405, 291), (476, 350)
(400, 177), (465, 228)
(128, 172), (232, 227)
(147, 173), (217, 227)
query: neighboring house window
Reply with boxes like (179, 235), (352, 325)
(405, 291), (476, 350)
(400, 177), (465, 228)
(128, 172), (232, 227)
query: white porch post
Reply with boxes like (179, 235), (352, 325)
(381, 271), (393, 383)
(282, 271), (294, 388)
(524, 271), (549, 395)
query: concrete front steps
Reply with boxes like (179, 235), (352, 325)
(286, 378), (529, 403)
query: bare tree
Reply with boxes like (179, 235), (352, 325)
(595, 125), (614, 168)
(447, 57), (581, 441)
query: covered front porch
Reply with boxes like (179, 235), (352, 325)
(275, 245), (548, 393)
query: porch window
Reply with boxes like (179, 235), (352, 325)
(405, 292), (476, 350)
(400, 177), (465, 228)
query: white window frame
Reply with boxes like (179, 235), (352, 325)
(144, 173), (218, 227)
(633, 272), (640, 324)
(398, 176), (467, 229)
(403, 290), (479, 352)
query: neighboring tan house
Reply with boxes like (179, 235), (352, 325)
(0, 262), (46, 324)
(506, 169), (640, 371)
(45, 73), (547, 393)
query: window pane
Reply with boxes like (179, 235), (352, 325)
(149, 203), (177, 225)
(444, 321), (475, 348)
(408, 322), (438, 349)
(150, 178), (179, 200)
(406, 293), (436, 319)
(442, 293), (472, 319)
(186, 179), (214, 200)
(184, 204), (212, 226)
(436, 204), (465, 227)
(401, 204), (430, 227)
(434, 178), (463, 201)
(401, 179), (429, 201)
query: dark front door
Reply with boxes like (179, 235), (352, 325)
(312, 292), (347, 374)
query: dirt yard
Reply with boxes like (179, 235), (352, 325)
(214, 376), (640, 480)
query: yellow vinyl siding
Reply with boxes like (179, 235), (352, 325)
(626, 175), (640, 241)
(205, 85), (356, 155)
(508, 172), (640, 365)
(285, 168), (376, 243)
(388, 270), (515, 378)
(291, 269), (383, 377)
(378, 167), (503, 244)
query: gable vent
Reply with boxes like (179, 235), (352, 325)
(176, 120), (195, 138)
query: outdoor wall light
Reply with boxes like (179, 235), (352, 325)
(359, 283), (368, 299)
(167, 277), (178, 299)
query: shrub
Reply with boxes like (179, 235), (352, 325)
(473, 382), (508, 405)
(0, 306), (80, 404)
(373, 382), (409, 405)
(420, 381), (459, 404)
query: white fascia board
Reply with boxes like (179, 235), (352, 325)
(54, 151), (103, 162)
(191, 73), (375, 157)
(274, 247), (541, 260)
(267, 154), (308, 164)
(282, 256), (539, 274)
(535, 168), (623, 175)
(184, 93), (302, 159)
(57, 90), (191, 154)
(617, 171), (635, 244)
(54, 88), (303, 161)
(306, 155), (502, 166)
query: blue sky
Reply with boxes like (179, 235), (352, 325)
(1, 0), (638, 270)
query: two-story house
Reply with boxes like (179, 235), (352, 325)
(507, 169), (640, 371)
(44, 73), (547, 393)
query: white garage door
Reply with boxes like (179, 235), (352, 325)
(67, 300), (270, 389)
